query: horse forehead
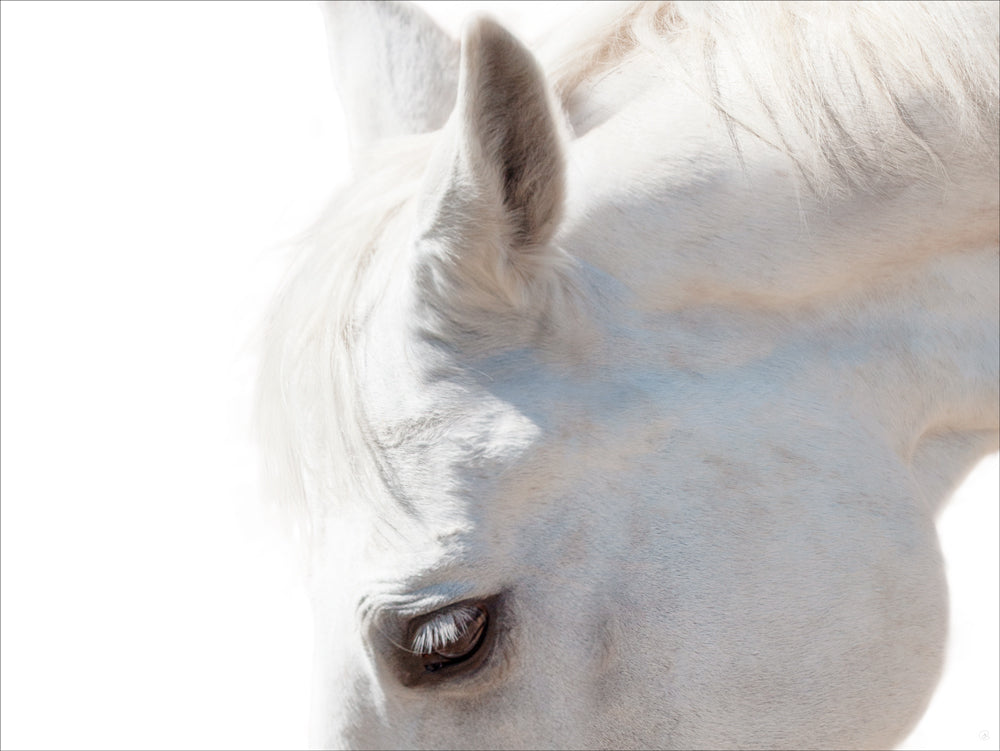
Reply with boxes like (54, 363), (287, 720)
(358, 353), (547, 504)
(362, 347), (806, 497)
(370, 382), (544, 467)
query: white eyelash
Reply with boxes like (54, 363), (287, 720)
(410, 605), (482, 655)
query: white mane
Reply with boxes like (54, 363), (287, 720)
(546, 1), (999, 194)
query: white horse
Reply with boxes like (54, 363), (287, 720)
(257, 2), (999, 748)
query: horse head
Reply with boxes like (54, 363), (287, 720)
(258, 3), (999, 748)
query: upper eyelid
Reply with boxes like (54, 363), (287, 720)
(362, 598), (481, 659)
(357, 584), (478, 634)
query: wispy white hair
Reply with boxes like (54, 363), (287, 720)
(545, 1), (999, 194)
(255, 137), (434, 546)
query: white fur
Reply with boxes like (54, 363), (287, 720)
(258, 2), (999, 748)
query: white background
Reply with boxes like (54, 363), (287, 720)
(0, 2), (996, 749)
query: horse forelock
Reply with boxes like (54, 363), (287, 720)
(256, 136), (434, 547)
(545, 1), (999, 194)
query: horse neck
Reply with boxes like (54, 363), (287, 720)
(558, 62), (999, 512)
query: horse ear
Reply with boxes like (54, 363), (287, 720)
(417, 16), (566, 310)
(321, 1), (459, 157)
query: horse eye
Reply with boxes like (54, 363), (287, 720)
(410, 602), (489, 673)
